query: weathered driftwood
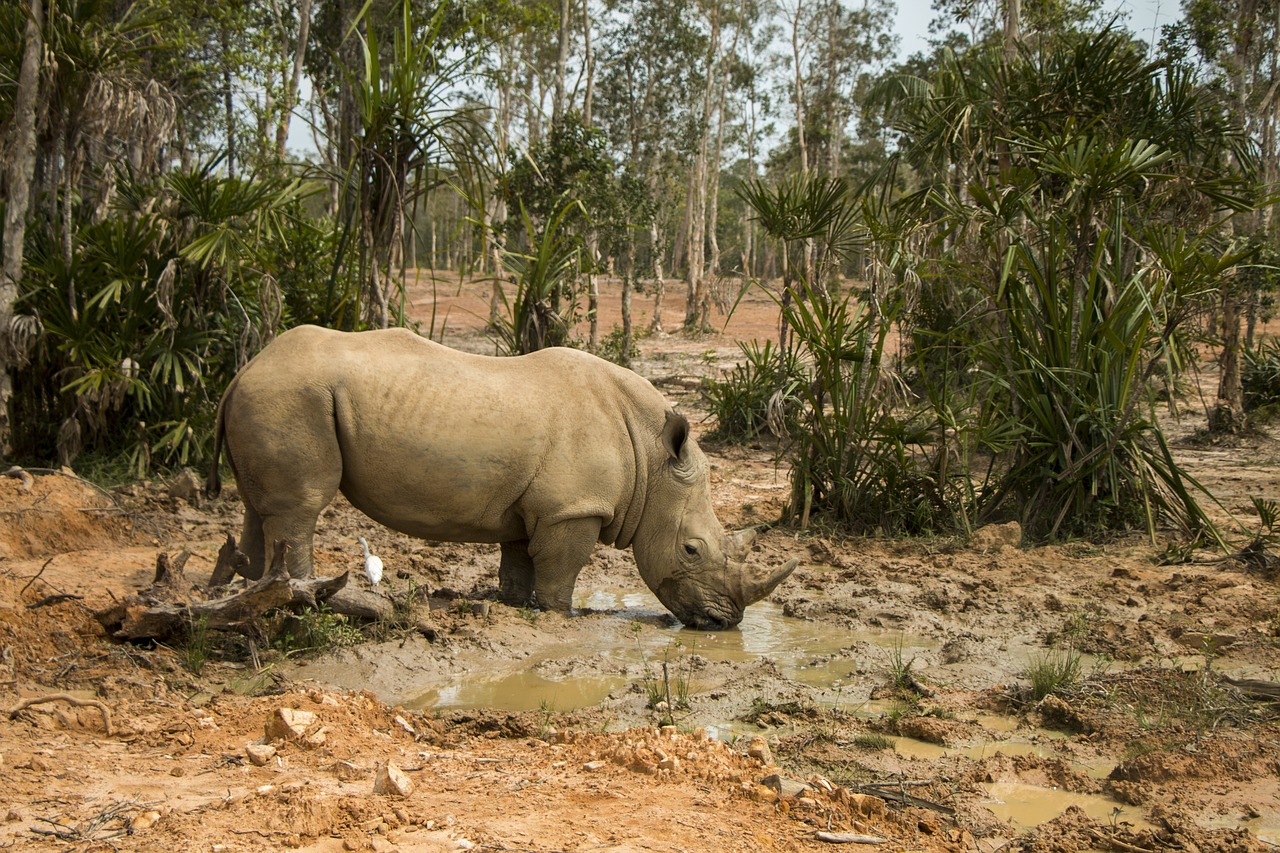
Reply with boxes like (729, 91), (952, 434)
(325, 585), (394, 622)
(1222, 676), (1280, 701)
(96, 542), (349, 641)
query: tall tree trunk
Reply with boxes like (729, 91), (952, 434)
(0, 0), (43, 455)
(789, 1), (809, 174)
(621, 239), (636, 367)
(553, 0), (571, 125)
(706, 0), (747, 311)
(685, 0), (721, 329)
(581, 0), (595, 126)
(650, 218), (666, 333)
(222, 24), (237, 179)
(275, 0), (313, 159)
(1210, 291), (1245, 434)
(1210, 0), (1260, 434)
(1003, 0), (1021, 57)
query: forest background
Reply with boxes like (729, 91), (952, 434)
(1, 0), (1278, 545)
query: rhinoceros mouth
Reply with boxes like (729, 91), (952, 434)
(679, 605), (744, 631)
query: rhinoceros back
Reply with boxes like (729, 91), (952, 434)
(217, 325), (665, 547)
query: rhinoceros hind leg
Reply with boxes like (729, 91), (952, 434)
(498, 539), (535, 606)
(239, 502), (267, 580)
(529, 519), (601, 612)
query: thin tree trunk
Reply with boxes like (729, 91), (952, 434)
(275, 0), (313, 159)
(0, 0), (43, 455)
(651, 218), (666, 333)
(553, 0), (571, 125)
(707, 0), (747, 309)
(621, 240), (636, 367)
(222, 25), (237, 179)
(1210, 292), (1245, 434)
(581, 0), (595, 125)
(685, 0), (721, 329)
(789, 1), (809, 174)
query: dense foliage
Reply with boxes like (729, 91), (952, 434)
(1, 0), (1277, 545)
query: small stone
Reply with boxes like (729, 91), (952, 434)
(330, 760), (362, 781)
(971, 521), (1022, 552)
(130, 810), (162, 833)
(168, 468), (202, 503)
(303, 727), (328, 748)
(658, 755), (680, 772)
(342, 840), (361, 852)
(660, 725), (677, 738)
(393, 715), (416, 736)
(170, 765), (185, 777)
(760, 773), (808, 799)
(374, 762), (414, 797)
(246, 743), (277, 766)
(456, 841), (475, 851)
(1126, 595), (1145, 608)
(583, 760), (605, 771)
(371, 837), (398, 853)
(848, 792), (887, 818)
(28, 754), (50, 772)
(256, 784), (276, 796)
(6, 809), (23, 823)
(266, 708), (318, 744)
(746, 735), (773, 765)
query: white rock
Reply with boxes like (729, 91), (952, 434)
(266, 708), (318, 743)
(245, 743), (277, 766)
(374, 762), (414, 797)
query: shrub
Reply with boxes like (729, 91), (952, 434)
(703, 340), (802, 442)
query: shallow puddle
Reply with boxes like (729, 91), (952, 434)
(409, 590), (937, 712)
(981, 781), (1139, 829)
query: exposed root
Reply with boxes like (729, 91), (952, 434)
(7, 692), (115, 736)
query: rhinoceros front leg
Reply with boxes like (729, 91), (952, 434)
(498, 540), (535, 606)
(528, 518), (601, 612)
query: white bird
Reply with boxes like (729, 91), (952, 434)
(358, 536), (383, 586)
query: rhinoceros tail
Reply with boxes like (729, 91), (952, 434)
(206, 382), (231, 499)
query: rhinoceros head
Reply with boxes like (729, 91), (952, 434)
(631, 411), (797, 630)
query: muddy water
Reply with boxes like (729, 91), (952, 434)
(409, 591), (937, 712)
(981, 781), (1142, 829)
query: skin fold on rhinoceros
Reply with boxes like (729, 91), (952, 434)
(207, 325), (796, 630)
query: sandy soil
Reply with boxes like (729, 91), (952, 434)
(1, 274), (1278, 852)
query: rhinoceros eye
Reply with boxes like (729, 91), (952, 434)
(683, 543), (699, 557)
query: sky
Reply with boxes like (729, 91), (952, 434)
(892, 0), (1175, 60)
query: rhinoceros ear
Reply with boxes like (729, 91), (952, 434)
(662, 409), (690, 462)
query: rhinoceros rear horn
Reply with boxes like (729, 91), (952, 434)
(726, 527), (758, 562)
(737, 559), (798, 606)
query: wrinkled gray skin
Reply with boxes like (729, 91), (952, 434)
(208, 326), (796, 629)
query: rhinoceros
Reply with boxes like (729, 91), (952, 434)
(207, 325), (796, 629)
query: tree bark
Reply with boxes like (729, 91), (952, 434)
(1210, 290), (1246, 434)
(0, 0), (43, 456)
(553, 0), (571, 125)
(275, 0), (313, 159)
(788, 1), (809, 174)
(221, 24), (237, 178)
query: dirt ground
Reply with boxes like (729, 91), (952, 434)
(1, 274), (1279, 852)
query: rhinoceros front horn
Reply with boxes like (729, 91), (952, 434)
(737, 558), (798, 606)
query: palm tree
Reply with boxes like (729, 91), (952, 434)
(871, 29), (1260, 540)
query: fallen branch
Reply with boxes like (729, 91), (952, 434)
(96, 541), (350, 641)
(27, 593), (84, 609)
(7, 692), (115, 736)
(1220, 676), (1280, 702)
(852, 782), (955, 816)
(815, 832), (887, 845)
